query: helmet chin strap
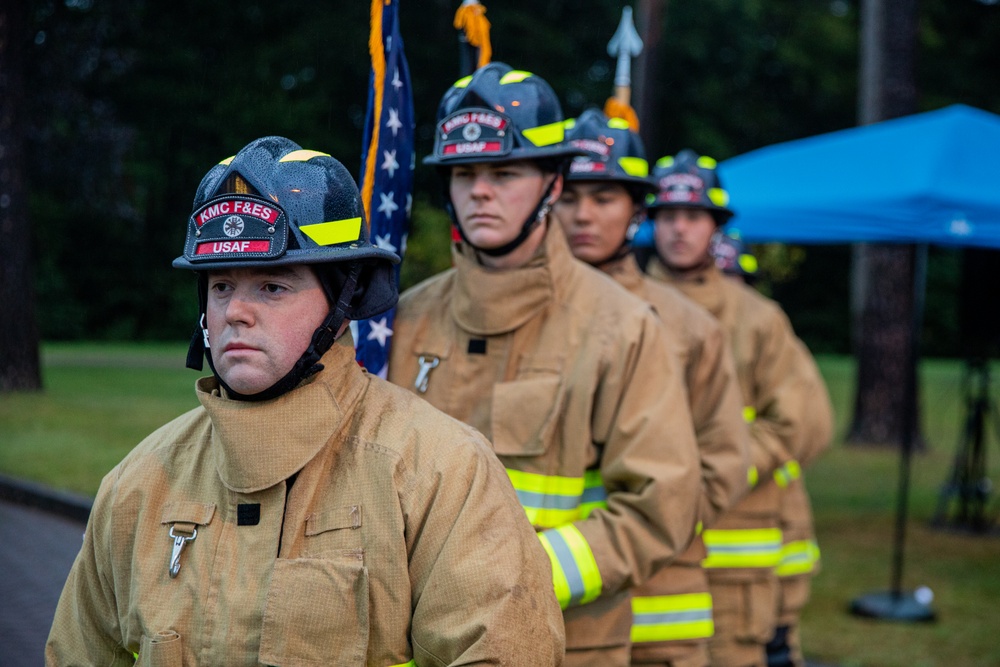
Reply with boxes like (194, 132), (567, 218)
(449, 174), (559, 258)
(185, 263), (361, 402)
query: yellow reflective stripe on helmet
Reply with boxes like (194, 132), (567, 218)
(618, 156), (649, 177)
(279, 149), (331, 162)
(631, 592), (714, 643)
(697, 155), (718, 169)
(299, 217), (362, 246)
(521, 121), (565, 147)
(219, 156), (235, 166)
(580, 469), (608, 519)
(773, 460), (802, 488)
(499, 69), (533, 84)
(739, 253), (759, 274)
(538, 525), (602, 608)
(742, 405), (757, 423)
(701, 527), (783, 569)
(776, 539), (821, 577)
(747, 465), (759, 488)
(453, 74), (474, 88)
(507, 469), (584, 529)
(655, 156), (675, 168)
(708, 187), (730, 207)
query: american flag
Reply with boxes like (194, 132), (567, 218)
(354, 0), (414, 378)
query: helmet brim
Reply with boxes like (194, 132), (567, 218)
(171, 244), (400, 272)
(423, 145), (586, 167)
(565, 171), (658, 193)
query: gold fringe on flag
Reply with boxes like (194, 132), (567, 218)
(361, 0), (389, 226)
(603, 97), (640, 132)
(454, 1), (492, 69)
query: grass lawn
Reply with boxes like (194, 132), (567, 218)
(2, 345), (999, 665)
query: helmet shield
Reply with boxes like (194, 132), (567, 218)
(184, 195), (290, 264)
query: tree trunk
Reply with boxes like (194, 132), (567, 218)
(847, 0), (920, 447)
(0, 2), (42, 392)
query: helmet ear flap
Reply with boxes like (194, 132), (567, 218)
(316, 262), (399, 322)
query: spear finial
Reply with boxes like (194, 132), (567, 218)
(605, 6), (644, 130)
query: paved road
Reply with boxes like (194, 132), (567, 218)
(0, 500), (85, 666)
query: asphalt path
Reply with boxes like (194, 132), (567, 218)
(0, 500), (85, 666)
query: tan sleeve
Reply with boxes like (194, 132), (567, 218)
(788, 339), (834, 469)
(746, 305), (833, 479)
(569, 309), (702, 597)
(46, 470), (134, 665)
(405, 431), (566, 667)
(685, 316), (752, 528)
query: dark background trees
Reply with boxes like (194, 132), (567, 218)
(7, 0), (1000, 360)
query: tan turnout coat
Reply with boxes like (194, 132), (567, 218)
(604, 255), (750, 664)
(47, 336), (565, 666)
(389, 224), (702, 660)
(648, 258), (828, 577)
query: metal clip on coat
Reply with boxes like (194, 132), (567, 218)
(168, 525), (198, 578)
(415, 356), (440, 394)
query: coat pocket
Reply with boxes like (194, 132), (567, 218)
(491, 374), (562, 457)
(259, 550), (370, 666)
(136, 631), (182, 667)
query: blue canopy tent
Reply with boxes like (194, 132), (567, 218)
(716, 104), (1000, 248)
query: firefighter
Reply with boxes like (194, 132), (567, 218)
(644, 149), (833, 667)
(388, 64), (702, 667)
(711, 231), (828, 667)
(46, 136), (566, 665)
(552, 109), (751, 667)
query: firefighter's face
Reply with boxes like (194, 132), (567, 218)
(206, 265), (329, 394)
(449, 160), (560, 258)
(553, 181), (639, 266)
(654, 207), (717, 270)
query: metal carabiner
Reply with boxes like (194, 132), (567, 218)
(414, 356), (440, 394)
(168, 526), (198, 579)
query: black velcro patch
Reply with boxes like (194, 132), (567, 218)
(467, 339), (487, 355)
(237, 503), (261, 526)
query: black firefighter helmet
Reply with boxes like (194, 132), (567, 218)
(425, 62), (582, 167)
(649, 149), (735, 225)
(564, 108), (656, 197)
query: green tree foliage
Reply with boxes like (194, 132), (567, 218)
(19, 0), (1000, 355)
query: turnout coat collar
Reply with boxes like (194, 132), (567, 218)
(450, 220), (573, 335)
(197, 335), (363, 494)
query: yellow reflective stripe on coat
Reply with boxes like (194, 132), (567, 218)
(773, 460), (802, 488)
(742, 405), (757, 423)
(701, 527), (783, 569)
(631, 592), (714, 643)
(506, 468), (584, 528)
(776, 539), (821, 577)
(538, 525), (602, 609)
(388, 661), (417, 667)
(580, 469), (608, 519)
